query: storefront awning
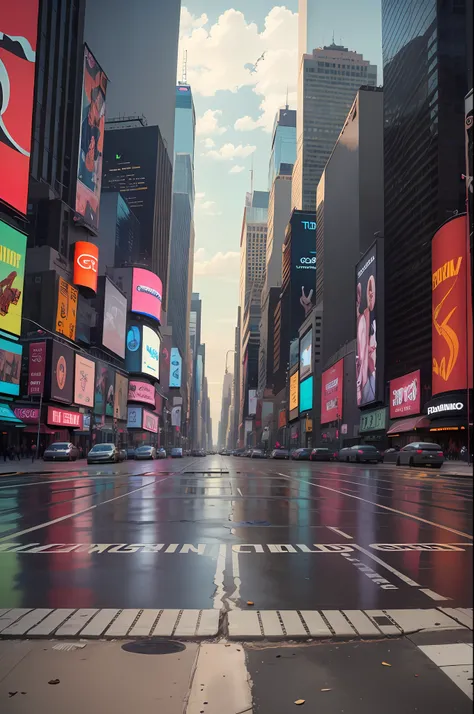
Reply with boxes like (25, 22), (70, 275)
(387, 415), (430, 435)
(23, 424), (55, 434)
(0, 404), (24, 426)
(429, 417), (468, 431)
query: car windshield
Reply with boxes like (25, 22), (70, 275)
(417, 443), (441, 450)
(91, 445), (114, 452)
(359, 446), (377, 451)
(47, 443), (70, 450)
(136, 446), (151, 452)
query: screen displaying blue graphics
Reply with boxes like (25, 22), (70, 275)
(125, 322), (142, 373)
(0, 337), (22, 396)
(299, 376), (313, 413)
(169, 347), (182, 388)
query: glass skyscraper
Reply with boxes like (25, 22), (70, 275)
(268, 108), (296, 189)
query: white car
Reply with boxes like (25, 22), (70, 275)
(135, 445), (156, 460)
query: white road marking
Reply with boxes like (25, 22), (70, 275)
(237, 487), (243, 497)
(351, 543), (420, 586)
(228, 549), (241, 610)
(419, 588), (451, 601)
(327, 526), (353, 539)
(213, 544), (227, 610)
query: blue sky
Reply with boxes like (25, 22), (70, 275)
(179, 1), (382, 437)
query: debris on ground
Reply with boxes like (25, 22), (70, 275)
(48, 679), (60, 685)
(381, 662), (391, 667)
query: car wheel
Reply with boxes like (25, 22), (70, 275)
(433, 464), (443, 469)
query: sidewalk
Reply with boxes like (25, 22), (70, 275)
(0, 459), (90, 477)
(441, 462), (473, 477)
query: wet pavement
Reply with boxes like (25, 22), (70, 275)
(0, 456), (472, 610)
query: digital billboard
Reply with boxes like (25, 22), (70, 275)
(321, 359), (343, 424)
(141, 325), (160, 380)
(299, 328), (312, 381)
(169, 347), (182, 388)
(0, 2), (39, 215)
(105, 365), (115, 417)
(102, 278), (127, 358)
(143, 409), (159, 433)
(0, 337), (21, 396)
(128, 380), (156, 407)
(131, 268), (163, 324)
(127, 406), (142, 429)
(94, 361), (107, 415)
(0, 221), (27, 336)
(75, 46), (108, 230)
(299, 376), (313, 413)
(74, 354), (95, 407)
(289, 371), (299, 418)
(248, 389), (257, 416)
(56, 277), (78, 341)
(114, 372), (128, 420)
(73, 241), (98, 293)
(290, 212), (316, 335)
(50, 341), (74, 404)
(28, 341), (46, 395)
(125, 322), (142, 373)
(432, 215), (472, 396)
(47, 406), (82, 429)
(289, 338), (299, 369)
(390, 370), (421, 419)
(356, 243), (377, 406)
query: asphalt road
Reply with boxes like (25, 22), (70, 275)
(0, 456), (472, 610)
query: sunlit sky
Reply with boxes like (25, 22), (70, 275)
(179, 1), (382, 441)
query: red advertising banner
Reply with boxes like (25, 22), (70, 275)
(14, 406), (39, 423)
(47, 406), (82, 429)
(73, 241), (99, 292)
(389, 370), (421, 419)
(0, 2), (39, 215)
(128, 380), (156, 407)
(142, 409), (159, 433)
(432, 215), (473, 396)
(320, 358), (344, 424)
(28, 341), (46, 395)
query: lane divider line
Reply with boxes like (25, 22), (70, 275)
(327, 526), (353, 539)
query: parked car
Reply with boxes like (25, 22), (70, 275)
(118, 449), (127, 461)
(43, 442), (79, 462)
(338, 445), (383, 463)
(270, 448), (290, 460)
(171, 447), (184, 458)
(219, 449), (230, 455)
(126, 447), (136, 459)
(250, 448), (266, 459)
(383, 446), (400, 464)
(135, 445), (156, 460)
(157, 447), (167, 459)
(191, 448), (205, 457)
(243, 448), (253, 457)
(233, 448), (246, 457)
(396, 442), (444, 468)
(87, 443), (119, 464)
(291, 448), (312, 460)
(310, 447), (334, 462)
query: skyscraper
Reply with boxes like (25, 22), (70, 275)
(293, 43), (377, 211)
(268, 108), (296, 189)
(218, 371), (233, 449)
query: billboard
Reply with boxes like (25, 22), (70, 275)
(0, 3), (39, 215)
(94, 362), (108, 415)
(73, 241), (99, 293)
(125, 322), (142, 373)
(289, 371), (299, 417)
(299, 376), (313, 413)
(47, 406), (82, 429)
(248, 389), (257, 416)
(0, 221), (27, 336)
(102, 278), (127, 358)
(141, 325), (160, 379)
(299, 328), (312, 381)
(28, 341), (46, 395)
(169, 347), (182, 388)
(56, 277), (78, 341)
(75, 46), (108, 230)
(50, 341), (74, 404)
(290, 212), (316, 334)
(143, 409), (159, 433)
(0, 337), (21, 396)
(131, 268), (163, 324)
(14, 406), (39, 423)
(356, 243), (377, 406)
(127, 406), (142, 429)
(432, 215), (472, 396)
(128, 380), (156, 407)
(74, 354), (95, 407)
(289, 338), (299, 368)
(390, 370), (421, 419)
(114, 372), (128, 420)
(321, 358), (343, 424)
(278, 409), (287, 429)
(171, 405), (182, 427)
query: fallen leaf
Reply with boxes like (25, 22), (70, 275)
(321, 688), (332, 692)
(381, 662), (391, 667)
(294, 699), (305, 705)
(247, 601), (254, 606)
(48, 679), (60, 685)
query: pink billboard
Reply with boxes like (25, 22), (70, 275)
(142, 409), (159, 433)
(74, 354), (95, 407)
(14, 407), (40, 423)
(131, 268), (162, 324)
(320, 359), (344, 424)
(389, 370), (421, 419)
(47, 406), (83, 429)
(28, 341), (46, 395)
(128, 380), (156, 407)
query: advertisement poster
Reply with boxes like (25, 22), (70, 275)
(299, 376), (313, 413)
(248, 389), (257, 416)
(50, 341), (74, 403)
(94, 361), (107, 415)
(105, 366), (115, 416)
(102, 278), (127, 358)
(143, 409), (159, 433)
(127, 406), (142, 429)
(74, 354), (95, 407)
(141, 325), (160, 379)
(432, 215), (472, 396)
(321, 359), (344, 424)
(125, 322), (142, 373)
(356, 243), (377, 406)
(290, 212), (316, 334)
(47, 406), (82, 429)
(299, 328), (312, 381)
(278, 409), (287, 429)
(390, 370), (421, 419)
(0, 221), (27, 336)
(56, 277), (78, 341)
(128, 380), (156, 407)
(28, 341), (46, 395)
(0, 2), (39, 215)
(131, 268), (163, 324)
(114, 372), (128, 420)
(73, 241), (98, 292)
(14, 406), (40, 423)
(289, 371), (299, 416)
(169, 347), (182, 388)
(289, 338), (299, 369)
(75, 46), (108, 230)
(171, 405), (182, 428)
(0, 337), (22, 396)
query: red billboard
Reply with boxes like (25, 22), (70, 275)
(131, 268), (163, 324)
(0, 2), (39, 215)
(47, 406), (82, 429)
(432, 215), (472, 396)
(73, 241), (99, 293)
(389, 370), (421, 419)
(321, 359), (344, 424)
(28, 341), (46, 395)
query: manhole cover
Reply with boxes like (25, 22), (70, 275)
(121, 639), (186, 655)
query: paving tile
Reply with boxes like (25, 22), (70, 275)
(0, 609), (32, 634)
(299, 611), (332, 637)
(196, 609), (220, 637)
(363, 610), (402, 637)
(322, 610), (357, 638)
(343, 610), (382, 637)
(80, 609), (120, 638)
(386, 609), (464, 633)
(439, 608), (474, 629)
(27, 609), (75, 636)
(1, 609), (52, 636)
(174, 610), (200, 637)
(153, 610), (180, 637)
(279, 611), (306, 637)
(55, 609), (99, 637)
(128, 610), (161, 637)
(227, 610), (261, 639)
(105, 609), (140, 638)
(259, 611), (283, 638)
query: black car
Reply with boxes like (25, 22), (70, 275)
(339, 445), (383, 464)
(291, 448), (312, 460)
(310, 447), (333, 462)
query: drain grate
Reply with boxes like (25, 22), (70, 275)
(121, 639), (186, 655)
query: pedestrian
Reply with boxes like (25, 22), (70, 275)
(31, 442), (36, 462)
(9, 445), (15, 461)
(15, 445), (20, 461)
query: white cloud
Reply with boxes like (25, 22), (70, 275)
(194, 193), (221, 216)
(229, 165), (245, 174)
(204, 143), (256, 161)
(196, 109), (227, 136)
(179, 6), (297, 131)
(194, 250), (240, 276)
(202, 137), (215, 148)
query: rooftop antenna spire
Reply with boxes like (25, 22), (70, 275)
(182, 49), (188, 84)
(250, 156), (254, 196)
(285, 85), (289, 110)
(332, 30), (335, 45)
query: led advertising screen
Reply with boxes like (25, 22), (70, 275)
(56, 277), (78, 341)
(131, 268), (163, 324)
(125, 322), (142, 373)
(390, 370), (421, 419)
(432, 215), (472, 396)
(248, 389), (257, 416)
(290, 212), (316, 335)
(74, 354), (95, 407)
(94, 361), (108, 415)
(50, 341), (74, 404)
(28, 341), (46, 395)
(169, 347), (182, 388)
(127, 406), (142, 429)
(0, 337), (21, 396)
(356, 243), (377, 406)
(105, 365), (115, 417)
(289, 338), (299, 369)
(47, 406), (82, 429)
(75, 46), (108, 230)
(299, 328), (312, 381)
(141, 325), (160, 380)
(143, 409), (159, 433)
(128, 380), (156, 407)
(73, 241), (99, 293)
(114, 372), (128, 420)
(299, 376), (313, 413)
(102, 278), (127, 358)
(0, 3), (39, 215)
(0, 221), (27, 336)
(321, 358), (343, 424)
(289, 371), (299, 419)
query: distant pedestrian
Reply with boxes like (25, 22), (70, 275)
(15, 445), (20, 461)
(2, 447), (6, 462)
(31, 442), (37, 462)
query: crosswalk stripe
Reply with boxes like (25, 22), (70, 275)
(152, 609), (181, 636)
(105, 609), (140, 637)
(55, 609), (99, 636)
(1, 609), (52, 636)
(129, 609), (161, 637)
(27, 609), (75, 636)
(80, 609), (120, 638)
(0, 609), (32, 633)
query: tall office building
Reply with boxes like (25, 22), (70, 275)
(218, 371), (233, 449)
(382, 0), (468, 389)
(229, 307), (241, 448)
(293, 43), (377, 211)
(190, 293), (203, 448)
(268, 108), (296, 189)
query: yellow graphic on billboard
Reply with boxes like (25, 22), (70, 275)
(0, 221), (27, 337)
(289, 371), (299, 412)
(56, 277), (78, 341)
